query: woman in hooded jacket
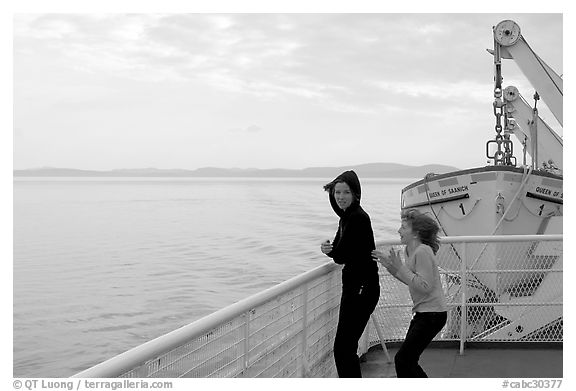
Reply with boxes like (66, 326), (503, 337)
(320, 170), (380, 377)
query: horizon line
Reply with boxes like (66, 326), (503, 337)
(14, 162), (460, 172)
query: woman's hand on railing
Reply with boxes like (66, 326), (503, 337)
(320, 240), (332, 255)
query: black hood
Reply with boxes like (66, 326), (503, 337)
(323, 170), (362, 217)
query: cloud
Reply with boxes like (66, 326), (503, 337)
(372, 79), (490, 103)
(229, 125), (263, 134)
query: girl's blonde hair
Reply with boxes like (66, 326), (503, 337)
(401, 209), (440, 254)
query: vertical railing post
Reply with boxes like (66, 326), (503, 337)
(300, 282), (309, 377)
(459, 242), (467, 355)
(371, 315), (392, 362)
(242, 311), (250, 374)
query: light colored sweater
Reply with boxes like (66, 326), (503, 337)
(393, 244), (447, 313)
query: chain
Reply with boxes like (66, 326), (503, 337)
(491, 43), (505, 164)
(487, 37), (515, 166)
(493, 81), (503, 141)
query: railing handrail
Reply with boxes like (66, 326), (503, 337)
(73, 261), (339, 378)
(377, 234), (562, 245)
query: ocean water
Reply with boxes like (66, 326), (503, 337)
(13, 177), (414, 377)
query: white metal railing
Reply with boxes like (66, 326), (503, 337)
(73, 261), (342, 378)
(72, 234), (562, 378)
(370, 234), (563, 356)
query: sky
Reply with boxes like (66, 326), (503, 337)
(10, 8), (565, 172)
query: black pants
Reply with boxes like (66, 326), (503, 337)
(395, 311), (447, 378)
(333, 283), (380, 377)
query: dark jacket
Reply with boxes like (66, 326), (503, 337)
(324, 170), (379, 288)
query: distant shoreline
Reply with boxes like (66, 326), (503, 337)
(14, 163), (460, 179)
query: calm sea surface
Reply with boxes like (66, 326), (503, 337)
(13, 177), (414, 377)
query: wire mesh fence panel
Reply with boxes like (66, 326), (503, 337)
(121, 315), (247, 378)
(303, 269), (341, 377)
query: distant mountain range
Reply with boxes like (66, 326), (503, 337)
(14, 163), (460, 178)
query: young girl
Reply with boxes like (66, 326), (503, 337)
(321, 170), (380, 377)
(372, 209), (447, 378)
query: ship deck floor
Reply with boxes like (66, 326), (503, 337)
(360, 342), (563, 378)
